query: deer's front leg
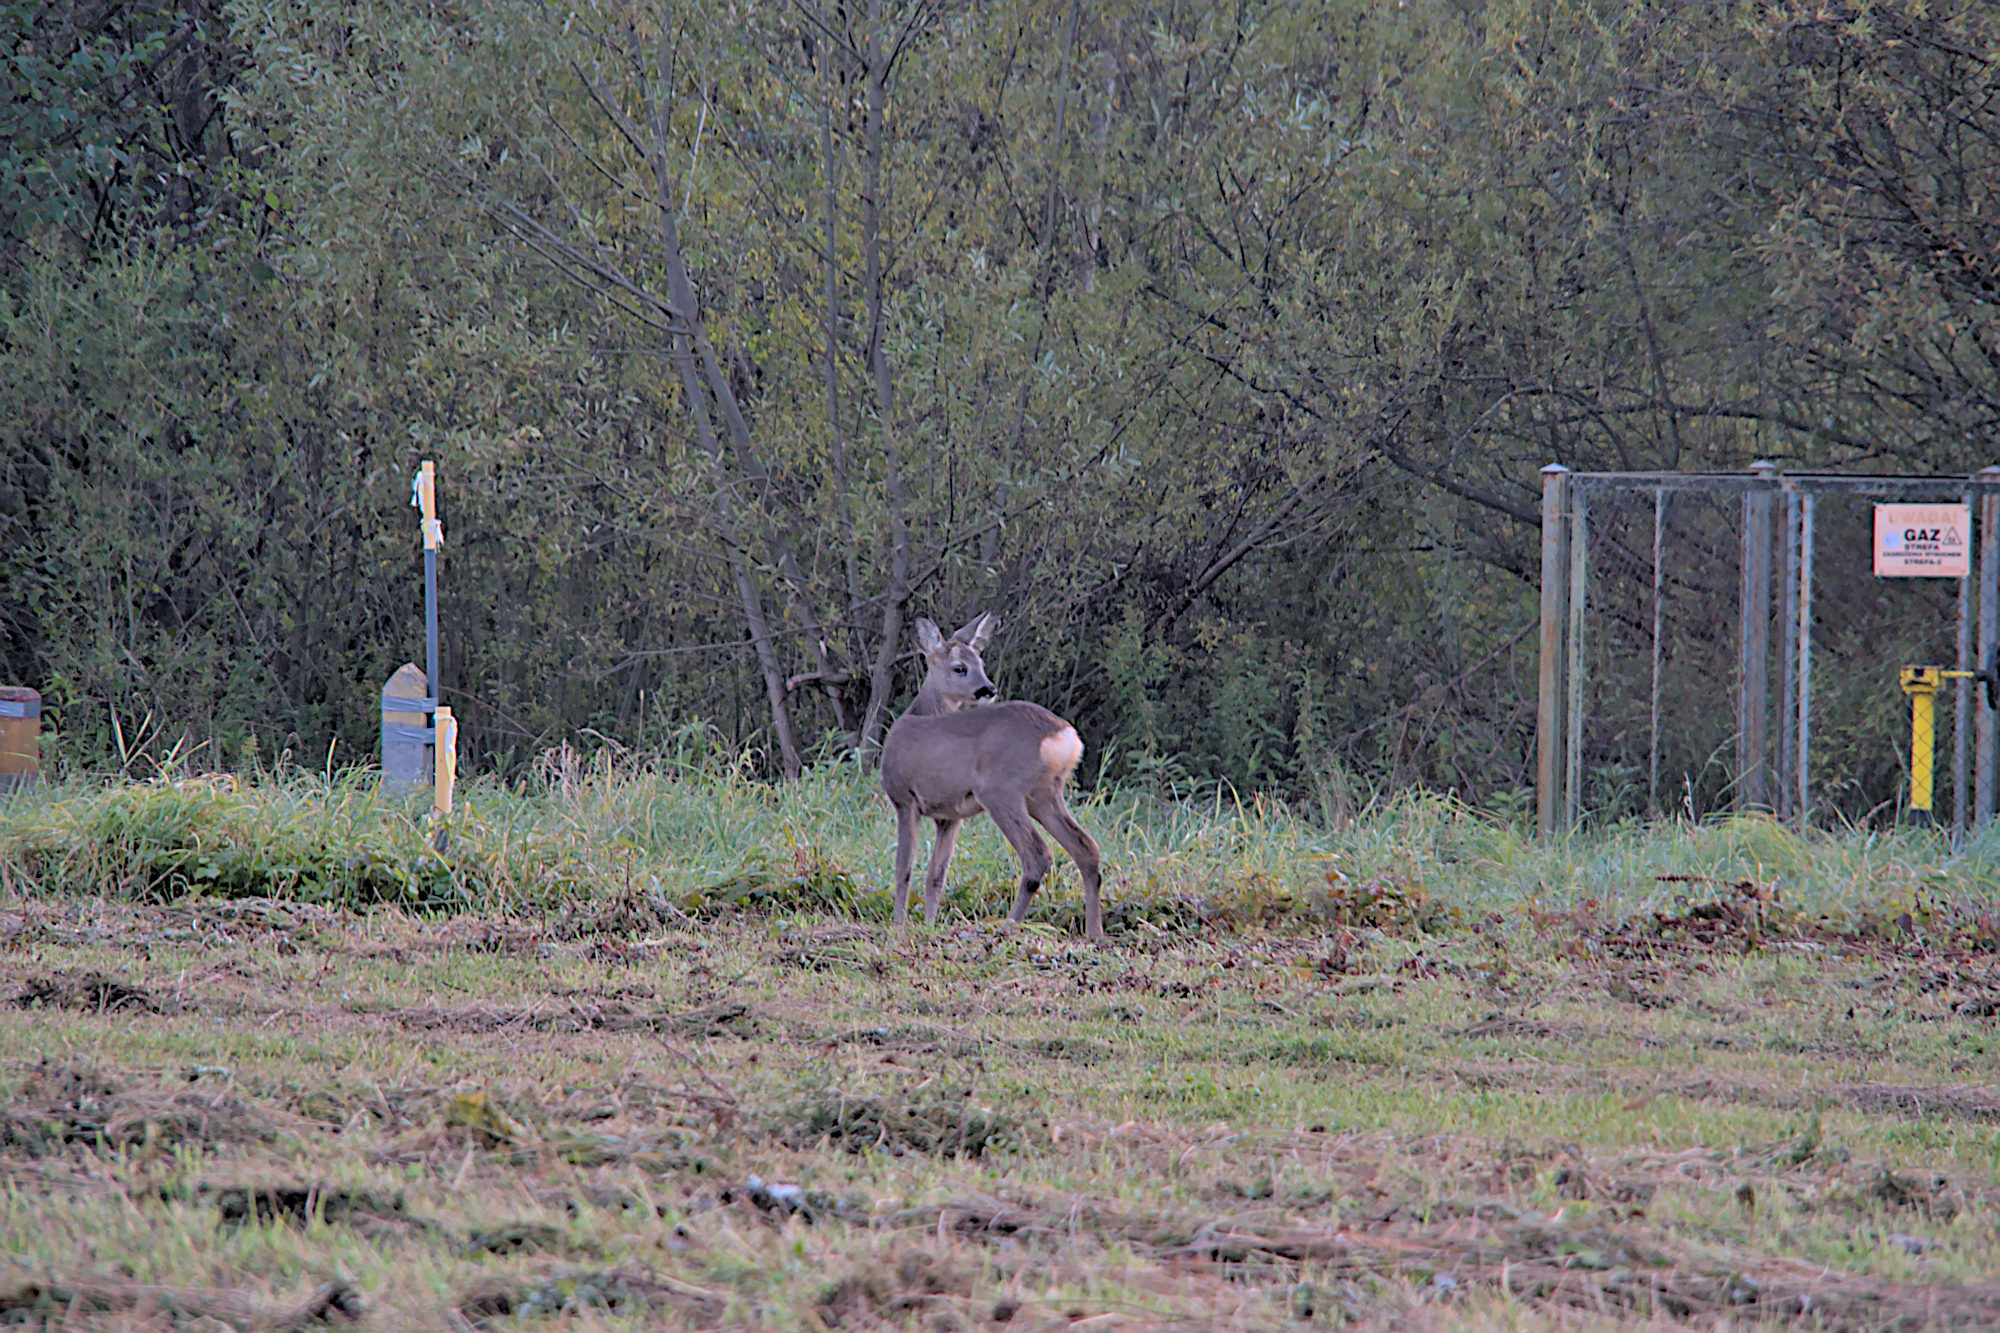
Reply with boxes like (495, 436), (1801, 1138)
(891, 801), (921, 925)
(922, 818), (963, 924)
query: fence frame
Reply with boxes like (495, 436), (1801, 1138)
(1537, 463), (2000, 836)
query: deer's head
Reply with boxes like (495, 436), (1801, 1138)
(915, 612), (997, 712)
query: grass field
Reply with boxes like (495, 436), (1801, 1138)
(0, 763), (1998, 1329)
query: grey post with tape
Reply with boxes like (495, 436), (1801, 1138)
(381, 664), (433, 790)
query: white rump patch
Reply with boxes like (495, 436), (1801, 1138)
(1040, 726), (1084, 781)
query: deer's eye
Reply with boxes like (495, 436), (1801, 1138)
(953, 664), (967, 674)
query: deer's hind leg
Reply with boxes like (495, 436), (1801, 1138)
(987, 798), (1053, 923)
(921, 818), (963, 924)
(1030, 790), (1104, 939)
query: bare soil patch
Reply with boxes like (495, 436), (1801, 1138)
(212, 1183), (423, 1234)
(452, 1268), (724, 1324)
(388, 998), (759, 1038)
(13, 970), (171, 1014)
(0, 1276), (363, 1330)
(0, 1062), (311, 1156)
(1838, 1082), (2000, 1123)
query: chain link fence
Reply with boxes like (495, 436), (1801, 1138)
(1538, 466), (1996, 832)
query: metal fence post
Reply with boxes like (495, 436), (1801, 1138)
(1537, 464), (1572, 836)
(1957, 483), (1973, 836)
(1981, 468), (2000, 829)
(1779, 490), (1799, 820)
(1566, 484), (1589, 829)
(1797, 494), (1815, 826)
(1649, 489), (1666, 817)
(1738, 461), (1777, 811)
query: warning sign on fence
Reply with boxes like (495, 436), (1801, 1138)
(1874, 504), (1969, 577)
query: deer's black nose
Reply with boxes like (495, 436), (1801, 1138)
(974, 684), (997, 699)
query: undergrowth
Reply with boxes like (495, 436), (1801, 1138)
(1, 759), (1997, 946)
(0, 773), (474, 909)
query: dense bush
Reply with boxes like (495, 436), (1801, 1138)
(2, 1), (1993, 822)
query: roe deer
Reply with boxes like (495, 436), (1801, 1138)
(880, 613), (1104, 938)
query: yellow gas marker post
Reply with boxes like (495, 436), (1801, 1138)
(413, 462), (455, 826)
(1903, 665), (1977, 826)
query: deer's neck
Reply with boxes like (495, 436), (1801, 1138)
(905, 682), (966, 719)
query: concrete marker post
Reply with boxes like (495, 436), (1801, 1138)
(1738, 462), (1777, 811)
(1537, 465), (1571, 836)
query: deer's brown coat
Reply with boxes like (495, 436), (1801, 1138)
(880, 613), (1104, 938)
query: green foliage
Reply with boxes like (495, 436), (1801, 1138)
(7, 762), (1999, 954)
(0, 0), (229, 253)
(679, 846), (867, 919)
(0, 0), (1994, 820)
(1, 773), (474, 908)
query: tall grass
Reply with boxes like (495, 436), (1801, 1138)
(0, 754), (1994, 933)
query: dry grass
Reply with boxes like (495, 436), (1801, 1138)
(0, 861), (1996, 1330)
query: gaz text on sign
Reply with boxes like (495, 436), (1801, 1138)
(1874, 504), (1970, 578)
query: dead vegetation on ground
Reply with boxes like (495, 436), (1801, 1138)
(0, 874), (1996, 1330)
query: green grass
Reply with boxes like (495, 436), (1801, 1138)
(2, 759), (1996, 940)
(0, 767), (1996, 1328)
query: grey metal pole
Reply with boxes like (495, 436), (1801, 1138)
(426, 546), (440, 724)
(1739, 462), (1777, 810)
(1650, 489), (1666, 818)
(1957, 485), (1973, 837)
(1779, 490), (1799, 821)
(1566, 485), (1589, 828)
(1797, 494), (1815, 826)
(1537, 465), (1572, 836)
(1981, 468), (2000, 829)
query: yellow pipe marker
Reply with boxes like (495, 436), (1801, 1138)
(1901, 665), (1975, 826)
(417, 460), (442, 550)
(416, 460), (452, 819)
(433, 706), (457, 816)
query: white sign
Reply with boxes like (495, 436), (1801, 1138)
(1874, 504), (1969, 578)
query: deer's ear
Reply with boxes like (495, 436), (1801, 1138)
(953, 611), (995, 651)
(915, 618), (946, 660)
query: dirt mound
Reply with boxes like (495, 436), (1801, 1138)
(0, 1061), (305, 1156)
(391, 999), (758, 1038)
(815, 1249), (974, 1327)
(453, 1269), (721, 1324)
(14, 971), (169, 1014)
(0, 1276), (362, 1328)
(777, 1087), (1020, 1158)
(1838, 1082), (2000, 1123)
(464, 1222), (567, 1256)
(212, 1184), (421, 1233)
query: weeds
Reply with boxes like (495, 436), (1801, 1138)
(9, 767), (2000, 949)
(0, 773), (474, 908)
(2, 767), (2000, 1327)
